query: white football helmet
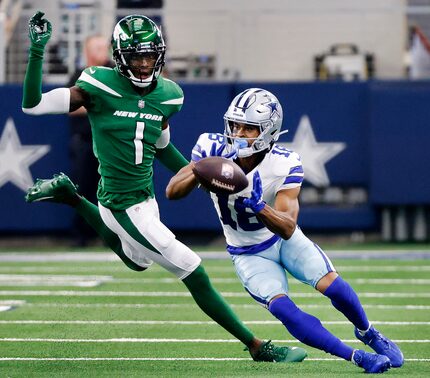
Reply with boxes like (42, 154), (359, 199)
(223, 88), (286, 158)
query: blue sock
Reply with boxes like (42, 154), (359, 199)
(269, 296), (353, 360)
(324, 276), (370, 331)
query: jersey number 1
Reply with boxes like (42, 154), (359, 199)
(134, 121), (145, 164)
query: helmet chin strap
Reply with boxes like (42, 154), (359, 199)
(233, 138), (254, 158)
(236, 147), (254, 158)
(276, 130), (289, 139)
(128, 70), (155, 88)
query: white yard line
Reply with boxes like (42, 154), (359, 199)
(88, 278), (430, 285)
(0, 300), (24, 312)
(0, 282), (104, 287)
(0, 290), (429, 298)
(22, 303), (430, 310)
(0, 253), (120, 262)
(0, 357), (428, 362)
(0, 274), (112, 287)
(1, 265), (430, 273)
(0, 275), (112, 281)
(335, 266), (430, 272)
(0, 300), (26, 305)
(0, 251), (430, 262)
(0, 267), (125, 273)
(0, 320), (429, 326)
(0, 338), (428, 343)
(2, 275), (430, 285)
(350, 279), (430, 284)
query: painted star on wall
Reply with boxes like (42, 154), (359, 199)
(0, 117), (50, 192)
(279, 115), (346, 187)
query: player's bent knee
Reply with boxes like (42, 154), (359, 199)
(316, 271), (339, 293)
(248, 278), (286, 305)
(269, 295), (300, 320)
(165, 238), (202, 275)
(182, 265), (217, 295)
(183, 265), (208, 286)
(268, 293), (288, 306)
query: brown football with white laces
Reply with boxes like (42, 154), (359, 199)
(192, 156), (248, 195)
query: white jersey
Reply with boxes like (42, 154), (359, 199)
(192, 133), (304, 255)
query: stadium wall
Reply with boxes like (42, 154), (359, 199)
(164, 0), (406, 80)
(0, 81), (429, 234)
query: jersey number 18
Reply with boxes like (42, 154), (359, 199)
(216, 194), (265, 231)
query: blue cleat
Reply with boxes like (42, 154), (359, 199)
(352, 349), (391, 374)
(355, 326), (404, 367)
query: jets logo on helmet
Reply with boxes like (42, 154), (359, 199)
(223, 88), (286, 158)
(112, 15), (166, 88)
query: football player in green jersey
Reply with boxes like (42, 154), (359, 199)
(21, 11), (307, 363)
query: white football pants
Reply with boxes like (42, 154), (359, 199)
(98, 197), (201, 279)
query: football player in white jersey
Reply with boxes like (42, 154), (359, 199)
(166, 88), (404, 374)
(22, 12), (308, 363)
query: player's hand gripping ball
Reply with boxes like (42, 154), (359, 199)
(192, 156), (248, 195)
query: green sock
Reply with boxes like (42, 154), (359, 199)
(183, 265), (255, 346)
(75, 197), (144, 271)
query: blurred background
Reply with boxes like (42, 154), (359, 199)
(0, 0), (430, 248)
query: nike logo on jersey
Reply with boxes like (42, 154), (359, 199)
(89, 67), (96, 74)
(113, 110), (163, 121)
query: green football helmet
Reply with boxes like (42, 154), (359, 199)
(112, 15), (166, 87)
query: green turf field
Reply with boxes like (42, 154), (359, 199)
(0, 251), (429, 377)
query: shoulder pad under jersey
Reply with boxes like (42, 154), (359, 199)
(269, 145), (303, 178)
(151, 76), (184, 118)
(156, 76), (184, 104)
(191, 133), (225, 161)
(76, 66), (123, 98)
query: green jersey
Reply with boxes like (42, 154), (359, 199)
(75, 66), (183, 209)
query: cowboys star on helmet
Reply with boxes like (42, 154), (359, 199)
(223, 88), (286, 158)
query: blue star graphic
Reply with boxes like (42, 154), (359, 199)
(267, 102), (278, 113)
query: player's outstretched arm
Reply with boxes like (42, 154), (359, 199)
(22, 11), (51, 110)
(22, 11), (86, 115)
(166, 162), (199, 200)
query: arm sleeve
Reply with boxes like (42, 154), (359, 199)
(22, 46), (44, 109)
(155, 142), (189, 173)
(155, 126), (170, 149)
(21, 44), (71, 114)
(22, 88), (70, 115)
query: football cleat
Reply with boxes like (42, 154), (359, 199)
(25, 172), (78, 205)
(355, 326), (404, 368)
(352, 349), (391, 374)
(249, 340), (307, 363)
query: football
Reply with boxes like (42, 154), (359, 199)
(192, 156), (248, 195)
